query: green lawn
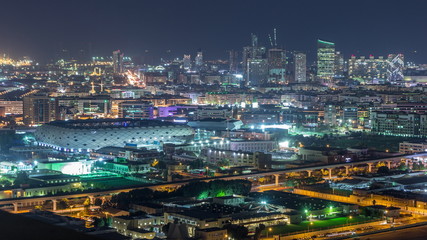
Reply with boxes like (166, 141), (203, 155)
(268, 216), (371, 235)
(288, 134), (417, 152)
(83, 177), (147, 189)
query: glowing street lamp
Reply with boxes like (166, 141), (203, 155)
(267, 227), (272, 238)
(347, 215), (353, 225)
(307, 221), (314, 234)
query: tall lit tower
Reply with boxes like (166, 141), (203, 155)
(268, 48), (286, 83)
(195, 49), (203, 70)
(317, 39), (335, 80)
(387, 54), (404, 82)
(229, 50), (238, 73)
(243, 34), (267, 86)
(183, 54), (191, 70)
(112, 50), (124, 74)
(294, 53), (307, 83)
(334, 51), (345, 78)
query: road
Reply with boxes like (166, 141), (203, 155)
(346, 223), (427, 240)
(0, 153), (425, 212)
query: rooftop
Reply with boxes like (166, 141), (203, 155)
(44, 118), (180, 129)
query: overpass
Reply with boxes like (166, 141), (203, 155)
(2, 153), (426, 212)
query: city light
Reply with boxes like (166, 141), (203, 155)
(0, 2), (425, 239)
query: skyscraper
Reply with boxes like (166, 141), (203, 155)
(246, 59), (269, 87)
(228, 50), (238, 73)
(242, 34), (266, 73)
(387, 54), (404, 82)
(183, 54), (191, 70)
(243, 34), (267, 86)
(294, 53), (307, 83)
(317, 39), (335, 80)
(268, 48), (286, 83)
(195, 49), (203, 71)
(23, 94), (56, 126)
(112, 50), (124, 74)
(334, 51), (345, 78)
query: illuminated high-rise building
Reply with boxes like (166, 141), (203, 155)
(387, 54), (405, 82)
(246, 58), (268, 86)
(112, 50), (124, 73)
(242, 34), (266, 73)
(317, 39), (335, 80)
(243, 34), (267, 86)
(294, 53), (307, 83)
(229, 50), (238, 73)
(348, 55), (388, 80)
(268, 48), (286, 83)
(195, 49), (203, 70)
(23, 94), (56, 126)
(183, 54), (191, 70)
(334, 51), (345, 78)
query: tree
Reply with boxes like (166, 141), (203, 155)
(162, 222), (171, 235)
(189, 159), (204, 169)
(397, 162), (407, 171)
(377, 166), (390, 174)
(13, 171), (29, 186)
(57, 198), (69, 210)
(93, 217), (105, 228)
(94, 198), (103, 206)
(104, 217), (112, 226)
(130, 211), (146, 217)
(224, 224), (248, 240)
(372, 199), (376, 206)
(254, 224), (266, 240)
(413, 162), (425, 171)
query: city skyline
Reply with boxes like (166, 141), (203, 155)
(1, 0), (427, 63)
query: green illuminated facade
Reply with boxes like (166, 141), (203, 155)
(317, 39), (335, 79)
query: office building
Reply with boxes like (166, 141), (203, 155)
(118, 101), (154, 119)
(23, 94), (56, 126)
(317, 39), (335, 80)
(370, 112), (427, 137)
(343, 106), (358, 127)
(387, 54), (405, 82)
(399, 141), (427, 154)
(228, 50), (238, 73)
(334, 51), (345, 78)
(348, 55), (388, 80)
(242, 34), (267, 80)
(195, 49), (203, 70)
(324, 104), (338, 126)
(268, 48), (286, 83)
(294, 52), (307, 82)
(183, 54), (191, 70)
(246, 58), (269, 86)
(56, 95), (111, 119)
(112, 50), (124, 73)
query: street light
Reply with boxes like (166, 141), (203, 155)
(347, 215), (353, 226)
(267, 227), (272, 238)
(307, 221), (314, 233)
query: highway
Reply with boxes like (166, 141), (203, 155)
(0, 153), (424, 209)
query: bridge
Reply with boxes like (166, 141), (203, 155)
(2, 153), (426, 212)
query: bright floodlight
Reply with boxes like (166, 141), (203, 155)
(279, 141), (289, 148)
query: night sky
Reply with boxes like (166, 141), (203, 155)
(1, 0), (427, 63)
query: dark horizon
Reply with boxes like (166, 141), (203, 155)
(1, 0), (426, 64)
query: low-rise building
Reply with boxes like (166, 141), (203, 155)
(212, 196), (245, 206)
(399, 141), (427, 154)
(164, 211), (231, 237)
(195, 228), (227, 240)
(95, 158), (150, 175)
